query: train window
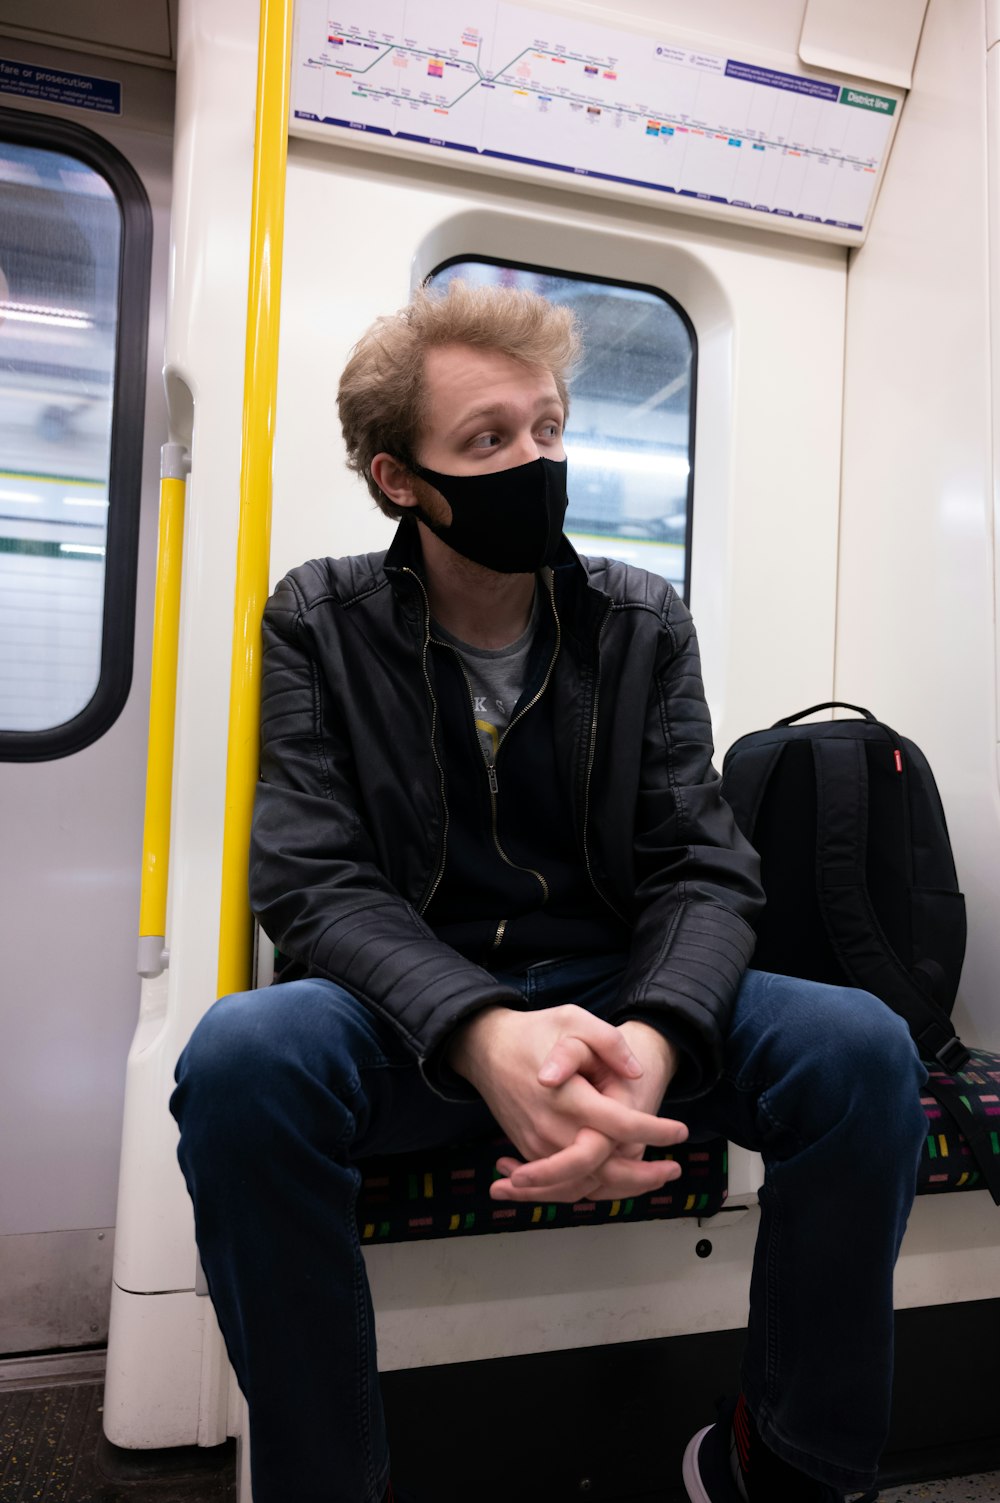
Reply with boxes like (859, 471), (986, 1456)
(427, 257), (695, 600)
(0, 109), (151, 761)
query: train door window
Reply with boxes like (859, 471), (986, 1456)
(427, 257), (695, 600)
(0, 110), (151, 760)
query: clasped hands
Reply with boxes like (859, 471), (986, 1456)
(447, 1003), (688, 1205)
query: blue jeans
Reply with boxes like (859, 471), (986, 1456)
(170, 957), (928, 1501)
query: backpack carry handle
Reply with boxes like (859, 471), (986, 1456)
(772, 701), (877, 728)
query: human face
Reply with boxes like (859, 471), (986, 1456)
(416, 344), (566, 481)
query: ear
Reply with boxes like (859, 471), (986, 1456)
(371, 452), (421, 510)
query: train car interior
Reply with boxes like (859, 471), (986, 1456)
(1, 0), (999, 1499)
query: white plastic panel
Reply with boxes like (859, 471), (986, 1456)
(104, 1288), (218, 1448)
(893, 1193), (1000, 1309)
(838, 0), (999, 1049)
(368, 1212), (757, 1370)
(799, 0), (930, 91)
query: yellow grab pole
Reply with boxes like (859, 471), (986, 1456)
(217, 0), (293, 998)
(138, 444), (189, 979)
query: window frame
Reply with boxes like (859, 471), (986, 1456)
(425, 253), (698, 604)
(0, 106), (152, 762)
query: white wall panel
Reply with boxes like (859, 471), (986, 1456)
(838, 0), (999, 1045)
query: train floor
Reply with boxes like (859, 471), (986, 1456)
(880, 1483), (1000, 1500)
(2, 1353), (999, 1502)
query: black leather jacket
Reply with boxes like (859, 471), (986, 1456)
(250, 521), (764, 1099)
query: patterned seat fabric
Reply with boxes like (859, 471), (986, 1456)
(354, 1049), (1000, 1244)
(917, 1048), (1000, 1194)
(356, 1136), (727, 1244)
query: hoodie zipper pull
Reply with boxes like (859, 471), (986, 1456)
(487, 762), (498, 795)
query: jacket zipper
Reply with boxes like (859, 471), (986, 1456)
(400, 568), (450, 916)
(582, 603), (628, 925)
(445, 645), (551, 939)
(444, 577), (561, 947)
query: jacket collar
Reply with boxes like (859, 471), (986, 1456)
(384, 515), (596, 591)
(383, 514), (426, 579)
(383, 516), (610, 645)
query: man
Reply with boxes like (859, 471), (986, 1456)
(171, 280), (927, 1503)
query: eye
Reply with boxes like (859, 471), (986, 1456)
(470, 432), (502, 449)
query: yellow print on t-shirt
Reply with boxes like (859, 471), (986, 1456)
(475, 719), (500, 757)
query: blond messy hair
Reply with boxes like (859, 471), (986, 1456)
(337, 280), (581, 519)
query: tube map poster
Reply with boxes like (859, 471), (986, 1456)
(291, 0), (900, 240)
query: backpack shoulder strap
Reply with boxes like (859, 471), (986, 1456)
(811, 737), (968, 1071)
(810, 738), (1000, 1198)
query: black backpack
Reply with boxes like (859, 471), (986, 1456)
(721, 702), (1000, 1204)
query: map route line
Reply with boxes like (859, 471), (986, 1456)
(326, 41), (876, 170)
(326, 37), (488, 76)
(330, 39), (620, 112)
(333, 42), (646, 123)
(327, 43), (395, 75)
(317, 33), (880, 170)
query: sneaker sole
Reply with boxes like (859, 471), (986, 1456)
(681, 1424), (715, 1503)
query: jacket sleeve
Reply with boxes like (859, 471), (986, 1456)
(609, 594), (765, 1099)
(248, 574), (525, 1098)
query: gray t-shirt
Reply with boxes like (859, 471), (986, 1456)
(432, 589), (542, 763)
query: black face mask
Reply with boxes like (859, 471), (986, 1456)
(409, 455), (568, 574)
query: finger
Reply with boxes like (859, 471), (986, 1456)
(500, 1156), (684, 1204)
(539, 1013), (644, 1084)
(506, 1128), (618, 1190)
(508, 1135), (683, 1192)
(537, 1035), (603, 1087)
(558, 1078), (690, 1148)
(582, 1156), (685, 1199)
(491, 1174), (597, 1204)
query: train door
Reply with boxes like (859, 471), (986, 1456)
(0, 22), (173, 1354)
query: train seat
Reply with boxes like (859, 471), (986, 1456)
(916, 1048), (1000, 1195)
(355, 1133), (729, 1245)
(351, 1047), (1000, 1246)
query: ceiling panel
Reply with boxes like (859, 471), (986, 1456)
(0, 1), (172, 61)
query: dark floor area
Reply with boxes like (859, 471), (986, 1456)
(0, 1379), (235, 1503)
(3, 1301), (999, 1501)
(381, 1306), (1000, 1502)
